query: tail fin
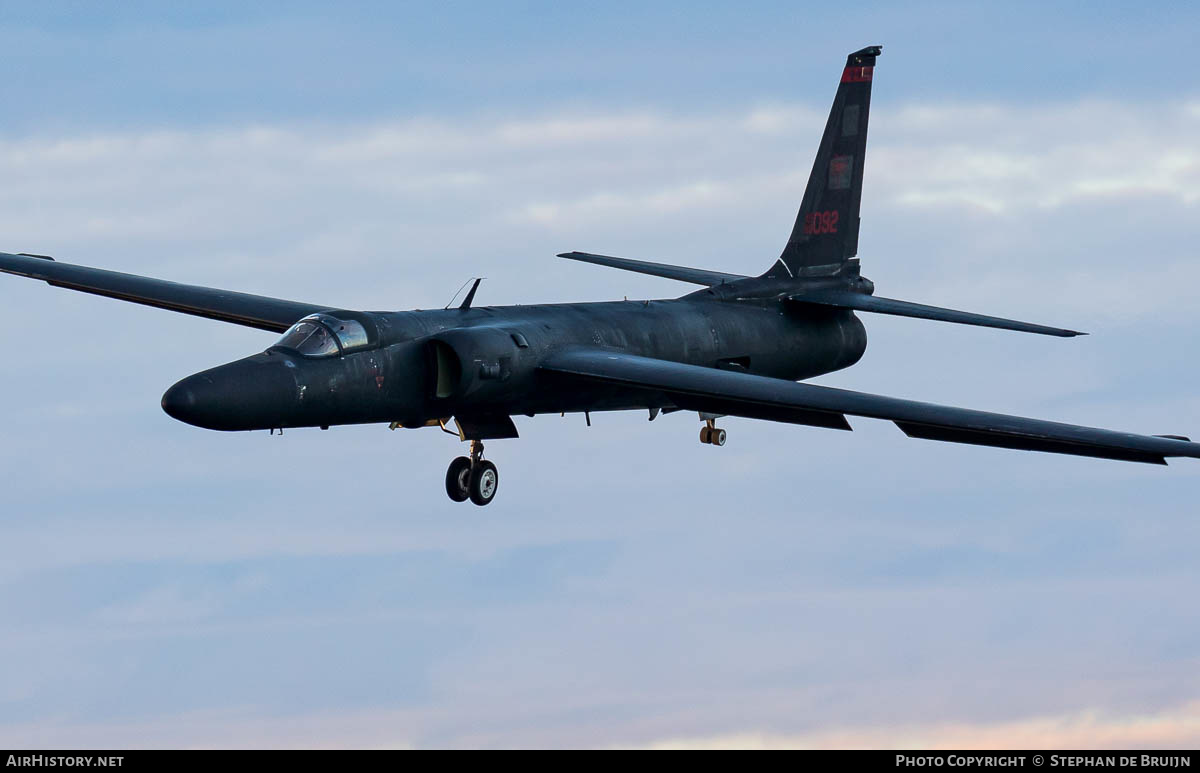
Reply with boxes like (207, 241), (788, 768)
(765, 45), (881, 281)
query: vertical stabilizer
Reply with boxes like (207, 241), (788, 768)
(765, 45), (881, 281)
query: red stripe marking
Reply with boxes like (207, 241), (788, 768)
(841, 66), (873, 83)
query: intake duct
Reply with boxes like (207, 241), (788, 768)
(425, 328), (529, 404)
(427, 339), (463, 400)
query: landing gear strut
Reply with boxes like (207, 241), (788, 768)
(699, 418), (727, 447)
(444, 439), (499, 505)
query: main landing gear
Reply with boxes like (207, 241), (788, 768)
(699, 418), (727, 447)
(445, 439), (499, 506)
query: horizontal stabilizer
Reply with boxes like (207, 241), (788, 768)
(557, 251), (746, 287)
(788, 289), (1085, 337)
(540, 349), (1200, 465)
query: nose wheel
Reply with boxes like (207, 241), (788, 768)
(445, 456), (473, 502)
(444, 440), (499, 505)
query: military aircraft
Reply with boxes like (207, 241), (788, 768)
(2, 45), (1197, 506)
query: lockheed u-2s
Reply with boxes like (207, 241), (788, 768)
(3, 46), (1198, 506)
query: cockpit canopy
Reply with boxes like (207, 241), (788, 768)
(273, 313), (372, 358)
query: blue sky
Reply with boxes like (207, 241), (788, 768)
(2, 1), (1197, 132)
(1, 0), (1199, 749)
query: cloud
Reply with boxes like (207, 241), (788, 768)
(3, 99), (1196, 237)
(2, 98), (1195, 311)
(640, 701), (1200, 749)
(877, 102), (1200, 212)
(6, 678), (1200, 749)
(0, 707), (417, 750)
(3, 96), (1200, 748)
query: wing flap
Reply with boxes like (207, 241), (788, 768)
(541, 348), (851, 431)
(894, 421), (1167, 465)
(540, 349), (1200, 464)
(788, 289), (1085, 338)
(557, 251), (746, 286)
(0, 252), (331, 332)
(671, 394), (853, 431)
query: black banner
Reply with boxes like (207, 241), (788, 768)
(0, 750), (1197, 760)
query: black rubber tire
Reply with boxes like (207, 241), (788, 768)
(712, 428), (727, 446)
(469, 460), (499, 506)
(445, 456), (472, 502)
(699, 426), (712, 444)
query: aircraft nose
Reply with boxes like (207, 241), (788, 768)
(162, 355), (299, 430)
(161, 379), (198, 421)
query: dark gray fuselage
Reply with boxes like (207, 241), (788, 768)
(164, 288), (867, 433)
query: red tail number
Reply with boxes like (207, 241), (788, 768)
(802, 210), (839, 235)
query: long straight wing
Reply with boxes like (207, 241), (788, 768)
(540, 349), (1200, 465)
(557, 251), (747, 286)
(788, 290), (1085, 338)
(0, 252), (331, 332)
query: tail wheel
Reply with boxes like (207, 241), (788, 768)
(711, 428), (727, 446)
(699, 426), (712, 444)
(469, 460), (499, 506)
(445, 456), (472, 502)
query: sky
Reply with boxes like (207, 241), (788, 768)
(1, 0), (1199, 749)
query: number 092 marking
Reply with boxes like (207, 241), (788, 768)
(802, 210), (839, 235)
